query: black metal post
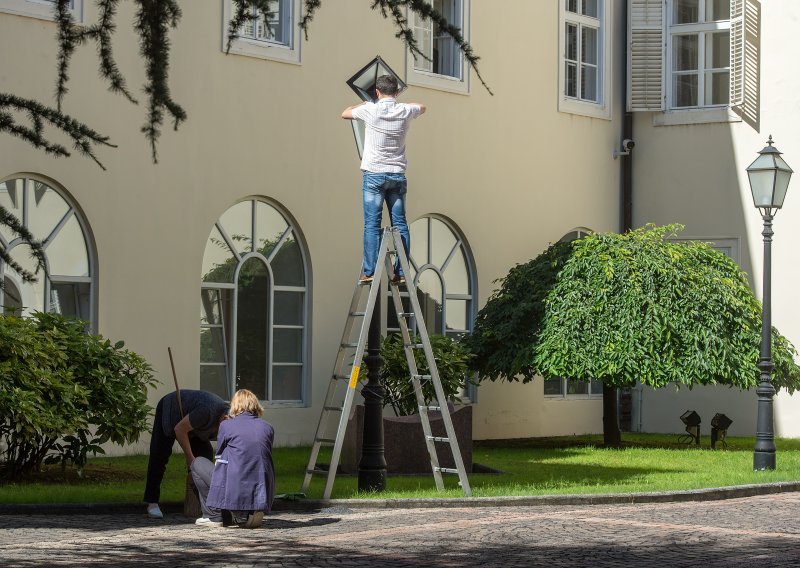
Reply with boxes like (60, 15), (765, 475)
(358, 297), (387, 491)
(754, 213), (776, 470)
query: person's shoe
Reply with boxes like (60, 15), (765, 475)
(243, 511), (264, 529)
(195, 517), (223, 527)
(146, 504), (163, 519)
(390, 274), (406, 285)
(359, 274), (374, 284)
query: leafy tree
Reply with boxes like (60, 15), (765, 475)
(464, 224), (800, 446)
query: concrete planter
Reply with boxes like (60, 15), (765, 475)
(340, 404), (472, 474)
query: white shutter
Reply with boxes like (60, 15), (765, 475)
(627, 0), (665, 111)
(732, 0), (760, 129)
(730, 0), (744, 107)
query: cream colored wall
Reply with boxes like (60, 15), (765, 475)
(0, 1), (623, 449)
(631, 0), (800, 437)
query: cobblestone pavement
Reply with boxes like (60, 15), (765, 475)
(1, 493), (800, 567)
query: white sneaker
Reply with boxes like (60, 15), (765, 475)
(146, 504), (163, 519)
(195, 517), (224, 527)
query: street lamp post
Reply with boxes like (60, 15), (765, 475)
(746, 136), (793, 471)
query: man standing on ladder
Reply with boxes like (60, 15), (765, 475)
(341, 75), (426, 284)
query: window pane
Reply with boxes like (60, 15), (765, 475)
(566, 0), (578, 14)
(274, 291), (303, 325)
(27, 181), (70, 242)
(50, 282), (91, 320)
(271, 235), (304, 286)
(445, 298), (468, 332)
(417, 269), (444, 335)
(201, 289), (225, 325)
(219, 200), (253, 256)
(566, 380), (589, 395)
(200, 328), (227, 363)
(4, 245), (44, 315)
(272, 365), (302, 400)
(590, 379), (603, 395)
(705, 71), (729, 105)
(430, 218), (458, 268)
(236, 257), (270, 399)
(582, 0), (598, 18)
(46, 213), (89, 277)
(673, 73), (698, 107)
(442, 247), (469, 295)
(581, 65), (597, 101)
(274, 328), (303, 363)
(707, 31), (730, 69)
(673, 0), (699, 24)
(673, 35), (698, 71)
(200, 365), (229, 400)
(581, 26), (598, 65)
(566, 62), (578, 98)
(431, 0), (460, 78)
(0, 178), (22, 244)
(256, 201), (288, 257)
(202, 225), (237, 283)
(565, 23), (578, 61)
(544, 378), (564, 396)
(706, 0), (730, 21)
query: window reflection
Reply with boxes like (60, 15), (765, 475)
(236, 257), (270, 400)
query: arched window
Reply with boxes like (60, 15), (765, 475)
(0, 176), (95, 324)
(200, 198), (309, 404)
(386, 215), (476, 339)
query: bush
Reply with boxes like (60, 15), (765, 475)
(0, 312), (155, 479)
(360, 334), (474, 416)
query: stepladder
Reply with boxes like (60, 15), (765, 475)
(301, 226), (471, 499)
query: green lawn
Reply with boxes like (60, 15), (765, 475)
(2, 434), (799, 504)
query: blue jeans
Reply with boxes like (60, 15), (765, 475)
(362, 171), (410, 277)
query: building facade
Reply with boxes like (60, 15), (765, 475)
(1, 0), (796, 450)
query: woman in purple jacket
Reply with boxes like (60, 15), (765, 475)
(191, 389), (275, 528)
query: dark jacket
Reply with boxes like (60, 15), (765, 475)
(206, 412), (275, 512)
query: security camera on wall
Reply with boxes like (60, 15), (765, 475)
(613, 138), (636, 159)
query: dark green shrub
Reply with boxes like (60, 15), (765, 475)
(0, 312), (155, 479)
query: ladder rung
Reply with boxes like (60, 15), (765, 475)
(316, 438), (336, 446)
(333, 374), (350, 381)
(412, 374), (432, 381)
(323, 406), (343, 412)
(421, 406), (441, 412)
(306, 468), (328, 475)
(398, 312), (415, 318)
(434, 467), (460, 475)
(341, 342), (359, 348)
(350, 311), (366, 317)
(427, 436), (450, 443)
(404, 343), (424, 349)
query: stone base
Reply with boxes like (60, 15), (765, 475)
(340, 404), (472, 474)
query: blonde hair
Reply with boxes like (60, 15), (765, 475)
(229, 389), (264, 417)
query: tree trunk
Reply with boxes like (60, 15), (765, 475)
(602, 385), (622, 447)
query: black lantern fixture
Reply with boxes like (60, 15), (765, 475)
(746, 136), (793, 471)
(345, 56), (406, 159)
(710, 413), (733, 450)
(679, 410), (701, 446)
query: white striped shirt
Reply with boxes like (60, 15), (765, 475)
(352, 98), (423, 173)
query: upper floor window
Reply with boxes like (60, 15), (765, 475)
(669, 0), (731, 108)
(200, 198), (310, 405)
(223, 0), (301, 64)
(0, 0), (83, 23)
(0, 175), (95, 326)
(406, 0), (470, 94)
(559, 0), (612, 119)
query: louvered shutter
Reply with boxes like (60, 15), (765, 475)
(627, 0), (665, 111)
(730, 0), (744, 107)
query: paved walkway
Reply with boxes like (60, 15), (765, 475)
(2, 493), (799, 567)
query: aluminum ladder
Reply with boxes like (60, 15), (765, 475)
(301, 226), (471, 499)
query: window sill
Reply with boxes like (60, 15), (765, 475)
(405, 67), (470, 96)
(224, 37), (301, 65)
(653, 107), (742, 126)
(0, 0), (83, 23)
(544, 395), (604, 401)
(559, 97), (612, 120)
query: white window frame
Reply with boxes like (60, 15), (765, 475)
(558, 0), (613, 120)
(0, 0), (83, 23)
(222, 0), (301, 65)
(405, 0), (470, 95)
(544, 377), (604, 399)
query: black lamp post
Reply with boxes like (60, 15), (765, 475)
(746, 135), (793, 471)
(345, 56), (405, 492)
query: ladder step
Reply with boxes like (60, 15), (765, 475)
(306, 468), (329, 475)
(316, 438), (336, 446)
(350, 311), (366, 317)
(421, 406), (442, 412)
(426, 436), (450, 443)
(434, 467), (461, 475)
(404, 343), (425, 349)
(412, 374), (432, 381)
(341, 342), (359, 348)
(398, 312), (415, 318)
(333, 374), (350, 381)
(323, 406), (343, 412)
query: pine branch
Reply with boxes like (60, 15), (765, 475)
(133, 0), (186, 163)
(0, 93), (115, 169)
(227, 0), (277, 53)
(299, 0), (323, 40)
(0, 205), (47, 286)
